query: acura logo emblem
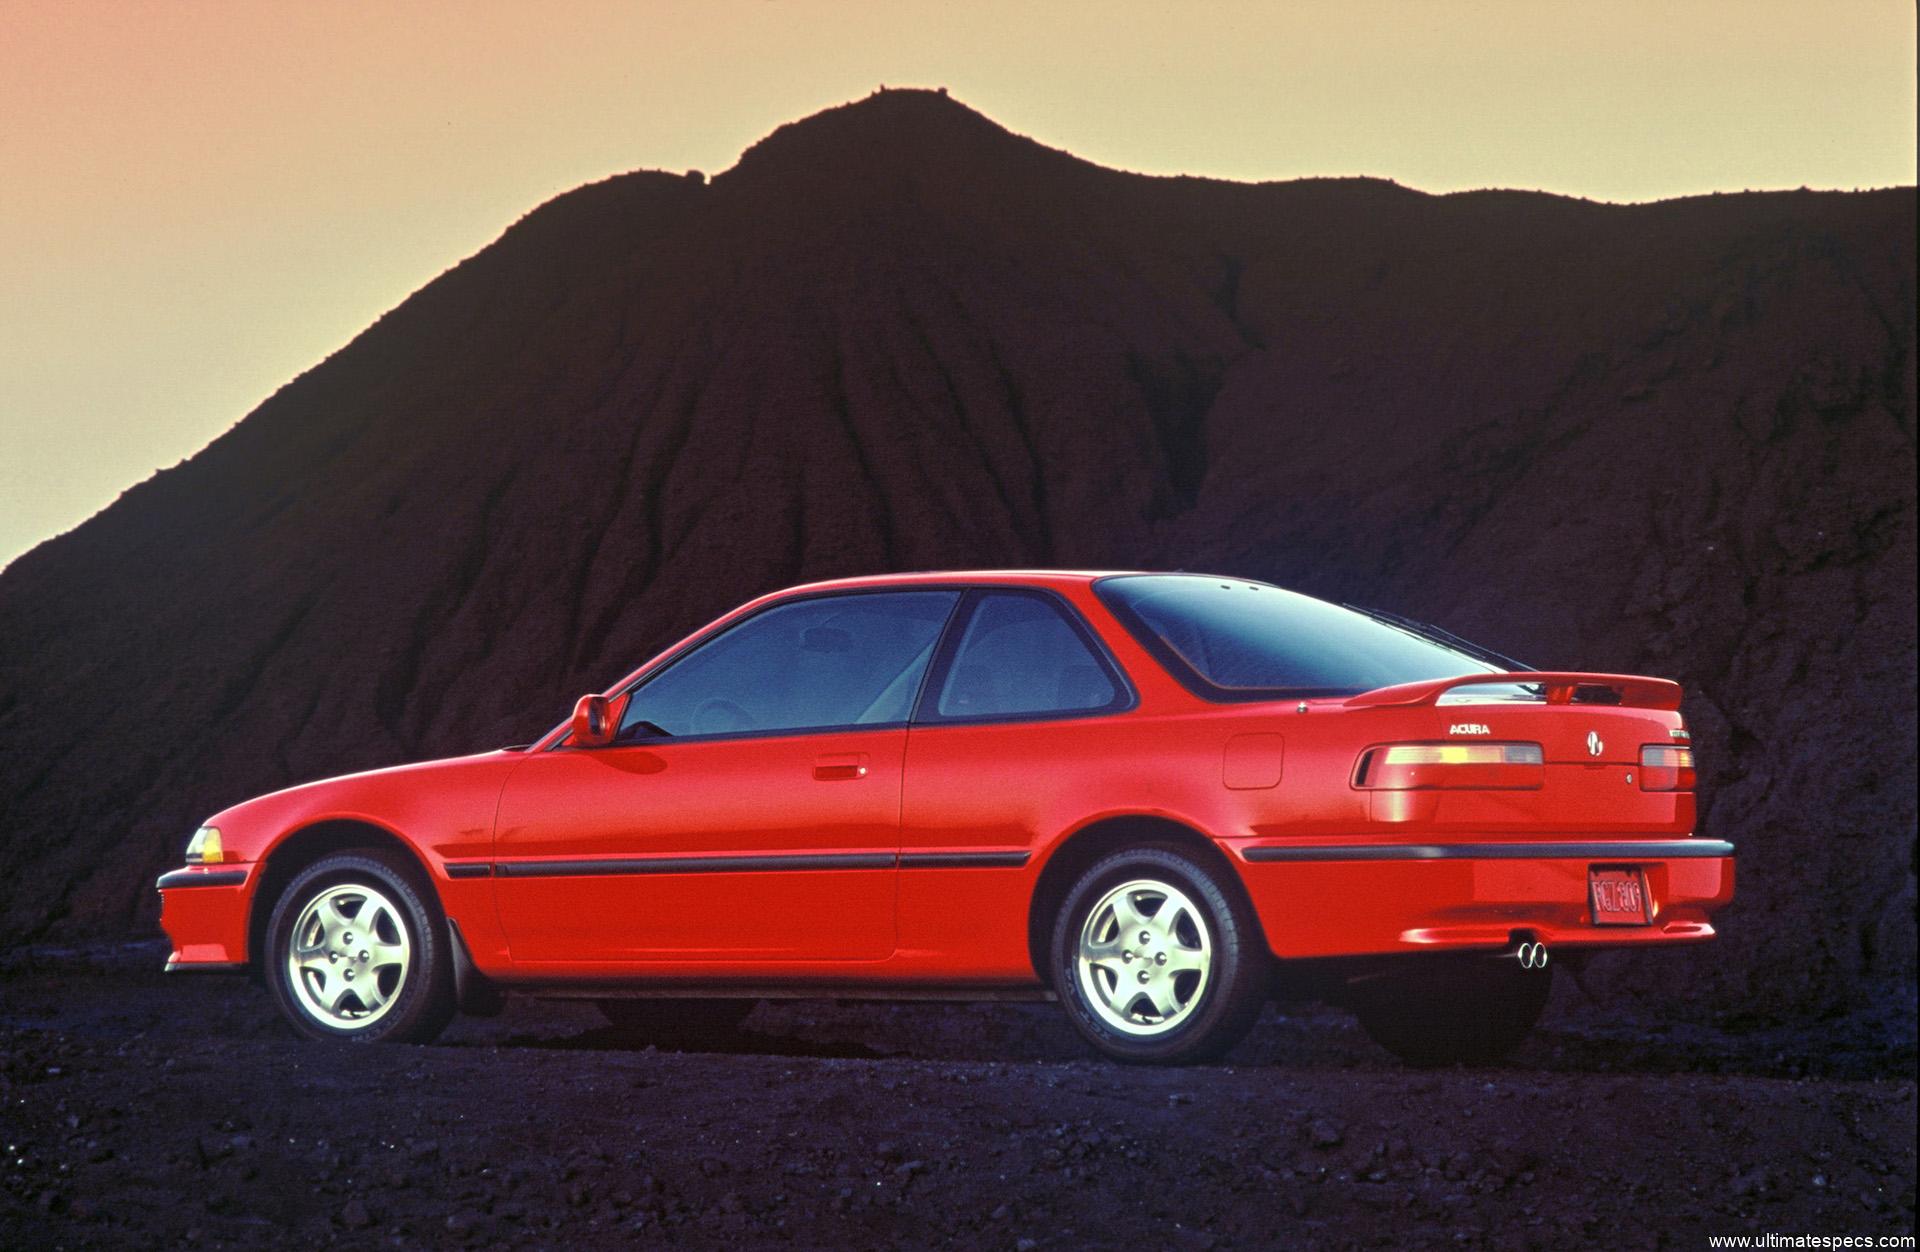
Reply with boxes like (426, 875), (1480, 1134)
(1586, 730), (1604, 757)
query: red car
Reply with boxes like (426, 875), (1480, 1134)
(159, 571), (1732, 1064)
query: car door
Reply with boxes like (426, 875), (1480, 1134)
(897, 588), (1137, 971)
(492, 589), (961, 966)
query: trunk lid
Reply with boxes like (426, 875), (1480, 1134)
(1344, 672), (1694, 836)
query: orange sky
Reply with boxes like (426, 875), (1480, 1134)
(1, 0), (1914, 570)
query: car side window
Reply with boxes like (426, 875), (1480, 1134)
(928, 592), (1123, 721)
(619, 591), (959, 740)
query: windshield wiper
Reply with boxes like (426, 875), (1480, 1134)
(1340, 603), (1534, 672)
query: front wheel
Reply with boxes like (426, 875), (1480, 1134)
(265, 851), (455, 1044)
(1049, 845), (1270, 1064)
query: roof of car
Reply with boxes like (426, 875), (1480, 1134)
(773, 569), (1148, 596)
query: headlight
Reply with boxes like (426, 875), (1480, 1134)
(184, 826), (224, 864)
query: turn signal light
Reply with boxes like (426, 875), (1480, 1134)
(1354, 742), (1544, 790)
(1639, 745), (1695, 791)
(184, 826), (225, 864)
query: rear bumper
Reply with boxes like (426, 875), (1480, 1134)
(1233, 838), (1734, 959)
(157, 864), (257, 970)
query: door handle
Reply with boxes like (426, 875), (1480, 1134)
(813, 753), (869, 781)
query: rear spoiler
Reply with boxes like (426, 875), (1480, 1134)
(1344, 671), (1683, 711)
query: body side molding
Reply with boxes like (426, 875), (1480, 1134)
(490, 850), (1035, 877)
(494, 852), (897, 878)
(898, 851), (1031, 869)
(1241, 839), (1735, 863)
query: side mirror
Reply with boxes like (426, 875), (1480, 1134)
(570, 694), (618, 748)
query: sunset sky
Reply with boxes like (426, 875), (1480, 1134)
(1, 1), (1914, 570)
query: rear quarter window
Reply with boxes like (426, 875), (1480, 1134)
(923, 590), (1130, 722)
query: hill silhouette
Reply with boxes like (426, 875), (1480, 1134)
(0, 90), (1912, 1024)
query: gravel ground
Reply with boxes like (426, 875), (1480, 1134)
(1, 943), (1912, 1250)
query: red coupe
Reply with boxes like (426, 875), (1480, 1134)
(159, 572), (1733, 1064)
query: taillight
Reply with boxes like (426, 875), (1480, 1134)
(1354, 743), (1544, 790)
(1639, 744), (1695, 791)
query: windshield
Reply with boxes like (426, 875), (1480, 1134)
(1094, 574), (1502, 700)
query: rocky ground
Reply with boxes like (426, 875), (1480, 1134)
(1, 943), (1911, 1249)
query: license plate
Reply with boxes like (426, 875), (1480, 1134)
(1589, 867), (1650, 925)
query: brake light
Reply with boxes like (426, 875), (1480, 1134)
(1639, 744), (1695, 791)
(1354, 742), (1544, 790)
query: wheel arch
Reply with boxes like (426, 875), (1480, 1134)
(1025, 814), (1255, 987)
(246, 818), (436, 975)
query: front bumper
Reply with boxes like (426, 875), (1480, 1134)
(1233, 838), (1735, 959)
(157, 863), (257, 970)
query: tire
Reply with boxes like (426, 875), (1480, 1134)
(596, 998), (757, 1046)
(264, 850), (456, 1045)
(1049, 844), (1270, 1064)
(1350, 955), (1551, 1066)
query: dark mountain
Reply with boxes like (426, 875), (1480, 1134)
(1, 90), (1911, 1023)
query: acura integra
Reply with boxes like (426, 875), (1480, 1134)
(159, 572), (1732, 1065)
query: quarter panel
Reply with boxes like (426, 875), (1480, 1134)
(899, 709), (1261, 976)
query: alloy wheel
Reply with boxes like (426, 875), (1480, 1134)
(1074, 877), (1213, 1037)
(285, 883), (412, 1030)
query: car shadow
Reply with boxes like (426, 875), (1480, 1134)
(9, 944), (1901, 1080)
(442, 999), (1095, 1064)
(471, 1023), (898, 1061)
(439, 998), (1919, 1080)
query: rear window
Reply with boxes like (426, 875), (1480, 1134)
(1094, 575), (1501, 700)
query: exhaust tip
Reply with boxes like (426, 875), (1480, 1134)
(1511, 939), (1550, 970)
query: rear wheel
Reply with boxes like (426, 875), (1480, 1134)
(1049, 845), (1270, 1064)
(596, 998), (756, 1046)
(1350, 955), (1551, 1065)
(265, 850), (455, 1044)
